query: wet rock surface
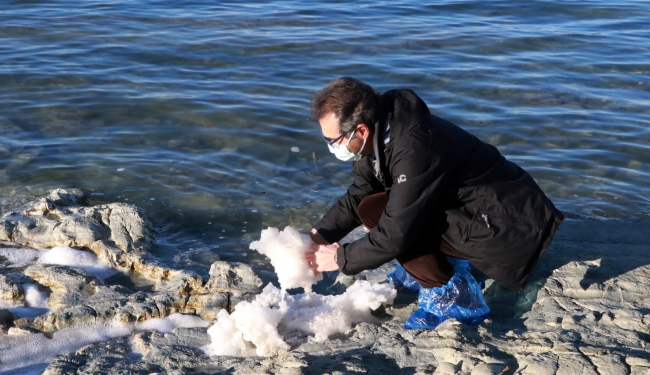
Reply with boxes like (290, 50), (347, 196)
(2, 190), (650, 375)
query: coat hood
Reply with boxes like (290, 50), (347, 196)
(381, 89), (431, 138)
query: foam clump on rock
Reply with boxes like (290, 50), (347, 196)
(204, 280), (396, 357)
(37, 245), (118, 280)
(283, 280), (396, 341)
(249, 226), (322, 292)
(205, 226), (396, 357)
(23, 283), (49, 309)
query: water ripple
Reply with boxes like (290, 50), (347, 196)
(1, 0), (649, 271)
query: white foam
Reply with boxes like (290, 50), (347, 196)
(283, 281), (396, 342)
(5, 284), (50, 318)
(249, 226), (322, 292)
(203, 281), (396, 357)
(135, 313), (210, 334)
(203, 284), (290, 357)
(203, 310), (256, 356)
(37, 245), (118, 280)
(0, 247), (45, 268)
(23, 283), (49, 309)
(205, 227), (395, 357)
(0, 321), (133, 375)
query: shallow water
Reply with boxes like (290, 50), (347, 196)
(1, 0), (649, 278)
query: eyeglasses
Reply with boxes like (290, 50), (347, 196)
(322, 131), (353, 146)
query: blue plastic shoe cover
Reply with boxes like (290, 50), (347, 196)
(404, 259), (490, 330)
(387, 263), (421, 291)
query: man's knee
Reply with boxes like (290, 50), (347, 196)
(358, 192), (389, 229)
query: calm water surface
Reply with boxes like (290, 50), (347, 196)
(1, 0), (649, 279)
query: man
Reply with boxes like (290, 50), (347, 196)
(306, 77), (564, 307)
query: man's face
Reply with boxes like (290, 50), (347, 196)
(318, 112), (370, 156)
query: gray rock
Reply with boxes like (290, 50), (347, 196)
(186, 261), (262, 320)
(203, 261), (263, 295)
(0, 272), (27, 305)
(0, 307), (13, 331)
(184, 293), (229, 320)
(0, 189), (271, 348)
(25, 264), (100, 309)
(0, 188), (167, 284)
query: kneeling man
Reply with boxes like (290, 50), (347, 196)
(307, 77), (564, 328)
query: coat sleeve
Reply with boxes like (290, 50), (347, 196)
(313, 157), (384, 244)
(336, 125), (450, 274)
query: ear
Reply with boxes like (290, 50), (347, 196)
(357, 123), (371, 139)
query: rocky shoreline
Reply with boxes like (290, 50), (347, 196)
(1, 190), (650, 374)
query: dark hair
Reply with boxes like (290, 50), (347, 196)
(311, 77), (382, 134)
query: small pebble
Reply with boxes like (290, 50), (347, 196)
(291, 147), (300, 152)
(117, 168), (125, 172)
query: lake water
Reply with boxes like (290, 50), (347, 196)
(1, 0), (649, 280)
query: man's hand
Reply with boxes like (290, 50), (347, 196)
(306, 243), (340, 274)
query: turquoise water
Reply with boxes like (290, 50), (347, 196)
(1, 1), (649, 278)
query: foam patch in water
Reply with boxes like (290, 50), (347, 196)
(203, 281), (396, 357)
(135, 313), (210, 334)
(249, 226), (322, 292)
(23, 283), (49, 309)
(0, 321), (133, 375)
(0, 247), (45, 268)
(37, 245), (119, 280)
(0, 284), (50, 318)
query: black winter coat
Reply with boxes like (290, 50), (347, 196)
(313, 89), (564, 291)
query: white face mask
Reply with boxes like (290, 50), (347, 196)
(327, 131), (367, 162)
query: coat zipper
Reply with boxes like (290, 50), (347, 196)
(481, 213), (491, 229)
